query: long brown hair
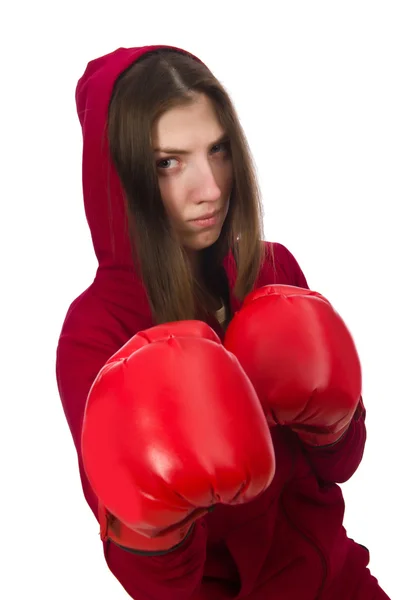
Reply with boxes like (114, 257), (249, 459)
(108, 48), (270, 324)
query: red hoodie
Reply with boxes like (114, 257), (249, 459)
(56, 46), (389, 600)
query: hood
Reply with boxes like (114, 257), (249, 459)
(75, 45), (202, 271)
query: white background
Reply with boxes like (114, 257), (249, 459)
(2, 1), (396, 598)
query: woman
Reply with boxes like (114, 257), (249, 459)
(56, 45), (389, 599)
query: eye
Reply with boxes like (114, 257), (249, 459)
(210, 141), (230, 156)
(157, 158), (178, 170)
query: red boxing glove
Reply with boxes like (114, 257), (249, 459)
(224, 285), (362, 447)
(82, 320), (275, 553)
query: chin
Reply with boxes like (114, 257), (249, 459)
(189, 229), (222, 251)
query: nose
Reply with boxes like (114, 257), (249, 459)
(191, 159), (222, 203)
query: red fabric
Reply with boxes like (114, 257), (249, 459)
(56, 46), (389, 599)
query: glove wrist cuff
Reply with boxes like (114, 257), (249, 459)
(98, 502), (200, 554)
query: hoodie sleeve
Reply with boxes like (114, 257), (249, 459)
(56, 292), (207, 600)
(301, 401), (367, 484)
(274, 243), (367, 484)
(104, 527), (207, 600)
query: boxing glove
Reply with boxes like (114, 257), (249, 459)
(224, 285), (362, 447)
(81, 320), (275, 553)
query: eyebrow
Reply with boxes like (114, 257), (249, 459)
(153, 133), (229, 154)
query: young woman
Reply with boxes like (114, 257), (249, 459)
(56, 45), (390, 599)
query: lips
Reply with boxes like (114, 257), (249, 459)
(188, 210), (222, 229)
(190, 210), (220, 221)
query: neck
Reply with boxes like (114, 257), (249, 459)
(184, 248), (223, 313)
(185, 248), (203, 285)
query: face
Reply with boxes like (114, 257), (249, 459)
(152, 94), (234, 253)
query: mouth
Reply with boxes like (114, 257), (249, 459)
(189, 210), (222, 228)
(190, 209), (221, 221)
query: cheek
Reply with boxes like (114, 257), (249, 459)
(217, 162), (234, 193)
(226, 164), (234, 188)
(158, 179), (185, 222)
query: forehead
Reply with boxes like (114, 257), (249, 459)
(152, 94), (224, 148)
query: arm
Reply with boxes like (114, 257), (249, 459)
(281, 243), (367, 484)
(55, 299), (207, 600)
(104, 524), (207, 600)
(301, 399), (366, 484)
